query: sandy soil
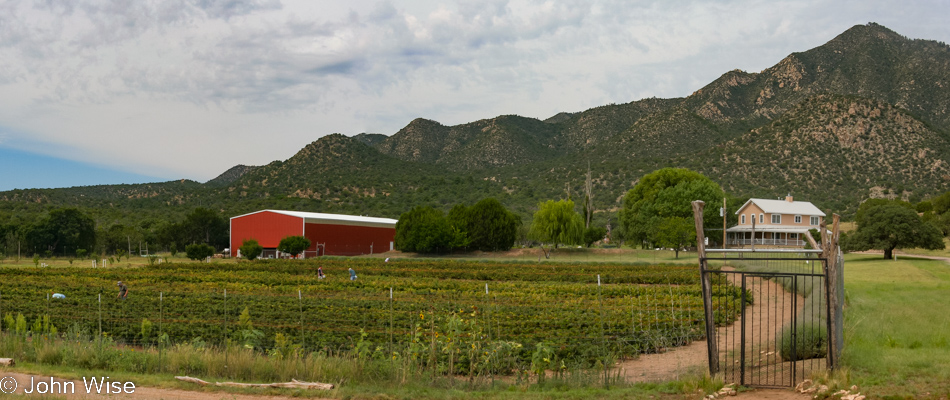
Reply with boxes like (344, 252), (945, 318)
(0, 372), (332, 400)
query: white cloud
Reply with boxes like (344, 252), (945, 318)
(0, 0), (948, 184)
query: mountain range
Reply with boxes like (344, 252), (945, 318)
(2, 23), (949, 229)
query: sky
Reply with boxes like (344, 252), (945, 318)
(1, 0), (948, 191)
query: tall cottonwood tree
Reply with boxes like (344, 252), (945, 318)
(620, 168), (724, 247)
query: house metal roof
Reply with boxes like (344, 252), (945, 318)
(735, 198), (826, 217)
(231, 210), (398, 228)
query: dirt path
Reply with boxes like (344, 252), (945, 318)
(0, 371), (333, 400)
(618, 272), (805, 385)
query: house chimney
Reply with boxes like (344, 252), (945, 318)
(786, 193), (793, 202)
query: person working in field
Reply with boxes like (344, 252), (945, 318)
(116, 281), (128, 300)
(317, 266), (325, 279)
(348, 268), (357, 281)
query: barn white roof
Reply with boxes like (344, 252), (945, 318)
(232, 210), (397, 228)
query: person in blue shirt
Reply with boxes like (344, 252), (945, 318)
(348, 268), (357, 281)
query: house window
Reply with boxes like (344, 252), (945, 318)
(789, 233), (798, 239)
(810, 216), (819, 226)
(771, 214), (781, 224)
(795, 215), (802, 224)
(741, 214), (746, 224)
(759, 214), (764, 224)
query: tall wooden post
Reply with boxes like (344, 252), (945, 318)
(692, 200), (718, 374)
(751, 216), (756, 251)
(826, 214), (842, 369)
(722, 197), (727, 249)
(819, 217), (829, 260)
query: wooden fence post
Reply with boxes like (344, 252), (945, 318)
(692, 200), (718, 374)
(826, 214), (842, 369)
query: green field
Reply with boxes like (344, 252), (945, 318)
(842, 254), (950, 398)
(3, 250), (948, 399)
(0, 258), (744, 367)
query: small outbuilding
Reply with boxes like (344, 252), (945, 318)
(230, 210), (397, 258)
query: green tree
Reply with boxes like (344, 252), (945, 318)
(854, 198), (913, 225)
(931, 212), (950, 236)
(845, 203), (944, 259)
(182, 208), (229, 249)
(185, 243), (216, 261)
(31, 208), (96, 256)
(529, 200), (584, 248)
(653, 217), (696, 258)
(620, 168), (724, 247)
(446, 204), (473, 250)
(583, 226), (607, 248)
(454, 198), (521, 252)
(98, 224), (139, 256)
(278, 235), (312, 258)
(932, 191), (950, 215)
(239, 239), (263, 260)
(395, 206), (454, 254)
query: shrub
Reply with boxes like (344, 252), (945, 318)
(2, 313), (13, 332)
(185, 243), (215, 261)
(141, 318), (154, 346)
(240, 239), (263, 260)
(778, 322), (827, 361)
(277, 236), (310, 258)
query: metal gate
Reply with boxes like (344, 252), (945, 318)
(700, 249), (833, 387)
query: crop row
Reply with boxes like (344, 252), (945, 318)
(0, 259), (743, 362)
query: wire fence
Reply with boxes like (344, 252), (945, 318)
(703, 249), (832, 387)
(0, 260), (757, 383)
(0, 274), (746, 380)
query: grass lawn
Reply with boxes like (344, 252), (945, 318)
(842, 254), (950, 398)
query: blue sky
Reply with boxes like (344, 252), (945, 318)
(1, 0), (949, 191)
(0, 147), (162, 191)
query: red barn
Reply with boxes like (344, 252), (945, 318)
(230, 210), (397, 258)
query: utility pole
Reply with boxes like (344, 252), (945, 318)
(584, 161), (593, 229)
(722, 197), (727, 249)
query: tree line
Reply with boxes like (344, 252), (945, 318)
(0, 207), (229, 261)
(393, 168), (728, 257)
(5, 168), (947, 261)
